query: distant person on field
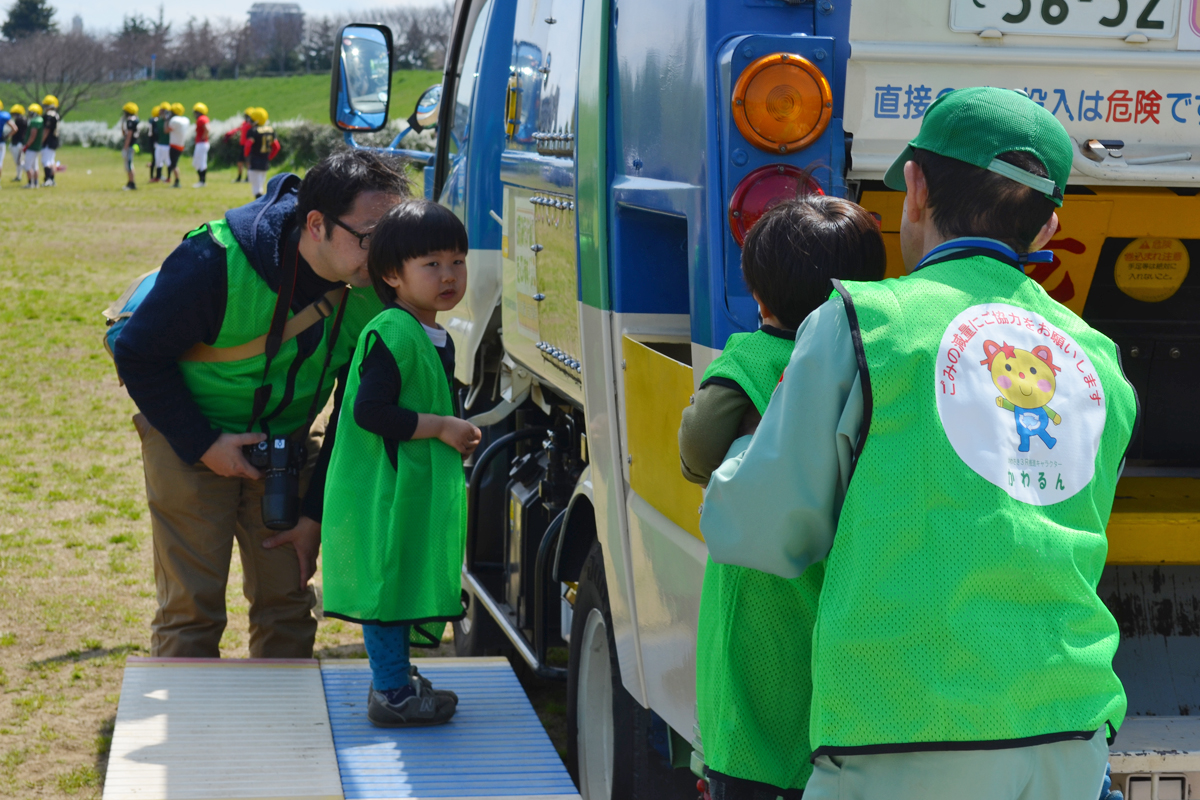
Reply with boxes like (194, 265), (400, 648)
(9, 104), (26, 182)
(682, 196), (886, 800)
(168, 102), (190, 189)
(223, 107), (254, 183)
(112, 150), (409, 660)
(0, 101), (12, 186)
(22, 102), (44, 189)
(148, 105), (161, 183)
(322, 199), (477, 728)
(121, 101), (140, 191)
(40, 95), (59, 187)
(153, 103), (172, 183)
(191, 102), (210, 188)
(245, 107), (280, 200)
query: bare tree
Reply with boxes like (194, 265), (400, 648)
(365, 3), (451, 70)
(302, 15), (342, 74)
(265, 12), (303, 73)
(216, 17), (251, 79)
(0, 30), (114, 117)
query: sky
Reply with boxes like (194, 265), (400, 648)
(56, 0), (440, 35)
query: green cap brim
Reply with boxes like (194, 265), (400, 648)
(884, 144), (1064, 207)
(884, 145), (915, 192)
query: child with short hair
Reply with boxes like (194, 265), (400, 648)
(322, 198), (481, 728)
(681, 194), (886, 800)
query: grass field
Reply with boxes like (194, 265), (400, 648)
(0, 146), (565, 798)
(0, 70), (441, 125)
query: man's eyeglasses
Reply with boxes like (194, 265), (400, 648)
(331, 217), (373, 251)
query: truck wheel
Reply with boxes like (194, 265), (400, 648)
(453, 588), (511, 657)
(566, 542), (695, 799)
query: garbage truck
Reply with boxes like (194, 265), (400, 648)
(329, 0), (1200, 796)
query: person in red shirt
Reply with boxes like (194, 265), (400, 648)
(191, 102), (210, 188)
(222, 108), (254, 183)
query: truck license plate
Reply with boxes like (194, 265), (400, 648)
(950, 0), (1178, 39)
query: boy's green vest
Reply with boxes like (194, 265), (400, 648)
(811, 255), (1136, 757)
(696, 329), (825, 789)
(177, 220), (381, 438)
(321, 307), (466, 643)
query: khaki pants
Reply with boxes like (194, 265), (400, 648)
(137, 415), (322, 658)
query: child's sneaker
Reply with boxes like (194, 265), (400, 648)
(367, 678), (457, 727)
(410, 666), (458, 702)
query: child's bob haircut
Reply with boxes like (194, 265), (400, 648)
(741, 194), (887, 330)
(367, 198), (469, 305)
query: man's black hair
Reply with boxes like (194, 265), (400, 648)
(911, 148), (1056, 253)
(741, 194), (887, 330)
(296, 149), (411, 238)
(368, 198), (470, 305)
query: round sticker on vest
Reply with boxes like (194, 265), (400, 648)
(935, 304), (1107, 506)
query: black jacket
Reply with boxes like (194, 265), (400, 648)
(114, 173), (344, 521)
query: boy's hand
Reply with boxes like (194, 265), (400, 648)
(438, 417), (482, 455)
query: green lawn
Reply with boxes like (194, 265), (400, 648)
(0, 70), (441, 125)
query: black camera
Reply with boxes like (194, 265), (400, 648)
(244, 437), (306, 531)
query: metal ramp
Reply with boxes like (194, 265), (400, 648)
(104, 656), (580, 800)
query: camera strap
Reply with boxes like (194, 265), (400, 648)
(246, 229), (301, 435)
(300, 287), (350, 431)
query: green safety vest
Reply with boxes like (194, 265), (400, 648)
(695, 329), (825, 790)
(321, 306), (466, 643)
(811, 254), (1137, 757)
(177, 219), (381, 438)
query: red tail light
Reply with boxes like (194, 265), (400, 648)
(728, 164), (824, 245)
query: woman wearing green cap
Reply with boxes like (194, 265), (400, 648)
(699, 87), (1137, 800)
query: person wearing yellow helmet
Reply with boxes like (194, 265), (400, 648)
(0, 100), (11, 186)
(40, 95), (60, 187)
(243, 108), (278, 199)
(22, 103), (44, 188)
(148, 105), (163, 182)
(226, 107), (256, 183)
(121, 102), (141, 190)
(8, 104), (26, 182)
(152, 104), (172, 183)
(191, 102), (210, 188)
(166, 103), (191, 189)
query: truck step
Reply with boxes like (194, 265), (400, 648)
(103, 656), (580, 800)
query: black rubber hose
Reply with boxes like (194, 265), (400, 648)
(533, 508), (567, 672)
(464, 427), (550, 573)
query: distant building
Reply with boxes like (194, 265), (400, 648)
(248, 3), (305, 63)
(71, 14), (83, 34)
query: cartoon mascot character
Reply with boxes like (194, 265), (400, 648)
(980, 340), (1063, 452)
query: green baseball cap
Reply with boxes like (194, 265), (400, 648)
(883, 87), (1073, 207)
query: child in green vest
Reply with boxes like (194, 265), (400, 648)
(322, 198), (481, 728)
(680, 195), (886, 800)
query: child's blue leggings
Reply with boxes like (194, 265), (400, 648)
(361, 624), (411, 692)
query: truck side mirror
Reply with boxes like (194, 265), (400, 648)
(330, 24), (394, 133)
(407, 84), (442, 134)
